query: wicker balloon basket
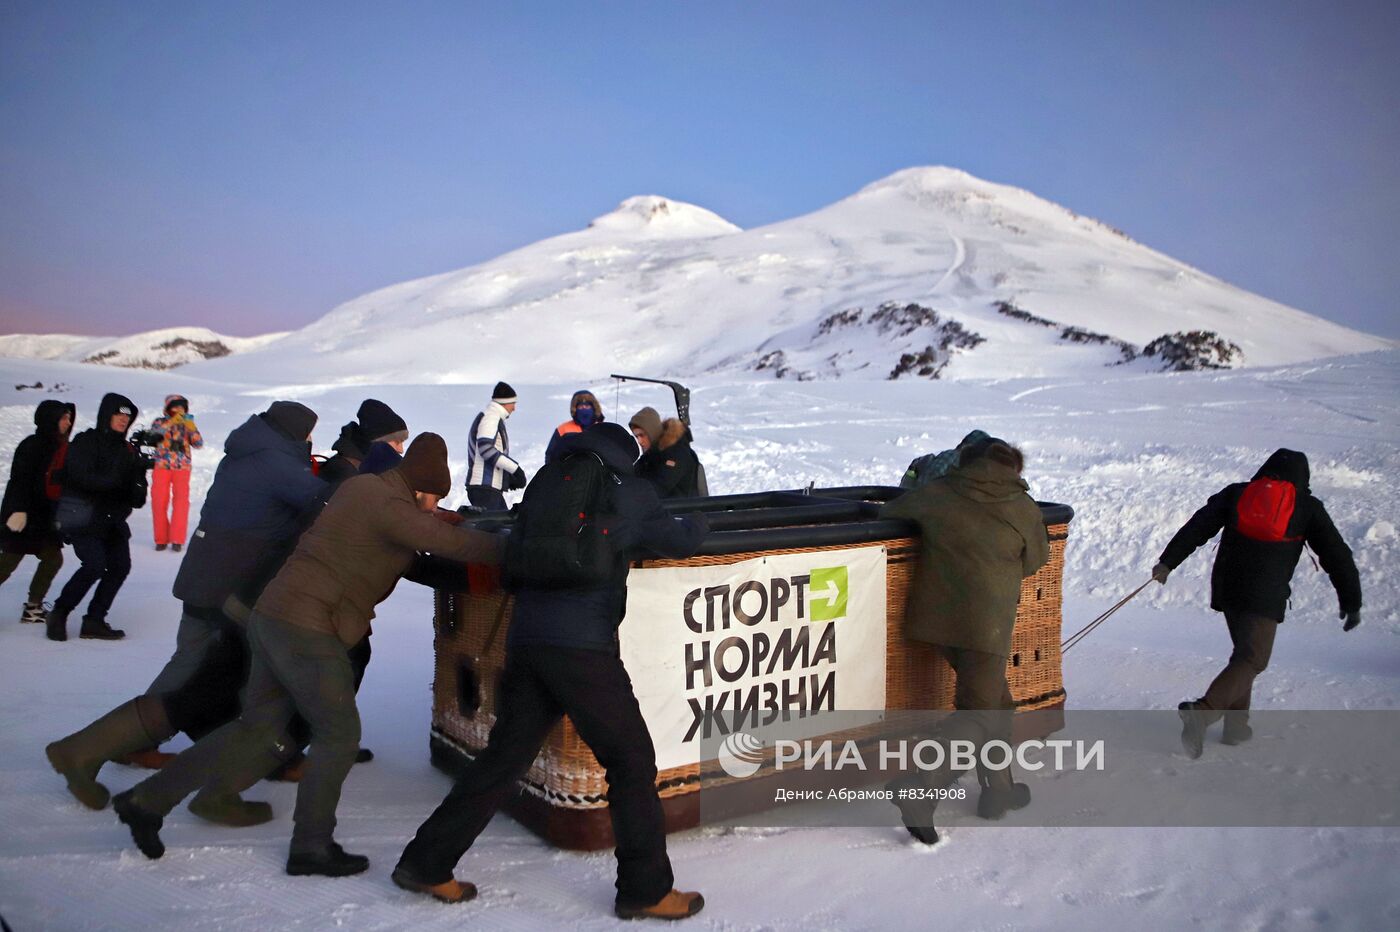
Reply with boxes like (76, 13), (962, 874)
(430, 487), (1071, 849)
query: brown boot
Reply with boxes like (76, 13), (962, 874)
(46, 696), (174, 810)
(268, 754), (305, 782)
(391, 866), (478, 903)
(615, 890), (705, 921)
(188, 790), (274, 826)
(116, 748), (177, 769)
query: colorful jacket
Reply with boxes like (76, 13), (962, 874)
(150, 414), (204, 470)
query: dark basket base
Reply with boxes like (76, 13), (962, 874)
(428, 699), (1065, 852)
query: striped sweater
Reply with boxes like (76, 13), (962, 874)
(466, 401), (520, 490)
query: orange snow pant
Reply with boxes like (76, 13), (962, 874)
(151, 467), (192, 546)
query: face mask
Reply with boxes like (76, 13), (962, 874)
(575, 404), (596, 427)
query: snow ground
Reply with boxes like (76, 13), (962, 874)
(0, 351), (1397, 930)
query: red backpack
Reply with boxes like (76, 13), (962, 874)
(1235, 478), (1302, 542)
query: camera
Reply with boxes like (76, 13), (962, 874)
(129, 428), (161, 449)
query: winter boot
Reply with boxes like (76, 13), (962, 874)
(286, 842), (369, 877)
(79, 616), (125, 640)
(45, 606), (69, 641)
(355, 747), (374, 764)
(113, 790), (165, 859)
(977, 783), (1031, 820)
(46, 696), (175, 810)
(391, 865), (478, 904)
(1178, 701), (1208, 759)
(171, 543), (181, 552)
(615, 890), (706, 921)
(1221, 712), (1254, 746)
(155, 543), (167, 551)
(21, 601), (48, 624)
(886, 775), (939, 845)
(269, 753), (306, 782)
(188, 790), (274, 827)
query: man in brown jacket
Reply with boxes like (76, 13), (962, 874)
(879, 438), (1049, 844)
(113, 433), (503, 877)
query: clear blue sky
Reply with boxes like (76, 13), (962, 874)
(2, 1), (1397, 338)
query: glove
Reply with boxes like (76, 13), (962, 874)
(1341, 609), (1361, 632)
(509, 467), (527, 491)
(1151, 562), (1171, 585)
(5, 512), (26, 533)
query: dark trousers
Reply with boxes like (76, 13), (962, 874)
(916, 646), (1015, 791)
(467, 486), (507, 511)
(0, 541), (63, 603)
(1199, 611), (1277, 725)
(398, 645), (673, 908)
(54, 523), (131, 620)
(133, 612), (360, 852)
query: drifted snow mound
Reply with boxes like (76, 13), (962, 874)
(189, 167), (1392, 385)
(0, 327), (288, 370)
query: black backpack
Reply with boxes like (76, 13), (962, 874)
(504, 451), (620, 590)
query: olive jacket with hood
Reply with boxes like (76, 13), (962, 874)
(880, 458), (1050, 656)
(1158, 448), (1361, 622)
(255, 468), (504, 647)
(60, 392), (147, 529)
(1, 399), (75, 554)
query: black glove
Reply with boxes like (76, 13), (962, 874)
(1340, 609), (1361, 632)
(509, 467), (527, 490)
(1151, 562), (1171, 585)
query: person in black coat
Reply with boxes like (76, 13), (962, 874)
(1153, 448), (1362, 755)
(47, 393), (150, 641)
(1, 399), (75, 623)
(318, 399), (408, 486)
(630, 409), (703, 500)
(395, 422), (710, 919)
(45, 401), (328, 819)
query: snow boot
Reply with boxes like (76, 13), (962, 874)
(188, 790), (274, 827)
(79, 616), (125, 640)
(46, 695), (174, 810)
(116, 748), (176, 769)
(356, 747), (374, 764)
(113, 790), (165, 859)
(977, 782), (1031, 820)
(286, 842), (369, 877)
(1221, 712), (1254, 746)
(171, 543), (181, 552)
(615, 890), (706, 921)
(1178, 701), (1208, 759)
(155, 543), (167, 551)
(391, 865), (478, 904)
(21, 601), (47, 624)
(886, 775), (939, 845)
(45, 606), (69, 641)
(269, 752), (306, 782)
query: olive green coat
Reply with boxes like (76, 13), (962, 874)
(880, 459), (1050, 656)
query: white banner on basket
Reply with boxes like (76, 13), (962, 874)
(620, 545), (888, 771)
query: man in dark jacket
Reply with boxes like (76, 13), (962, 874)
(47, 393), (150, 641)
(630, 408), (703, 499)
(395, 422), (710, 920)
(45, 401), (327, 818)
(879, 439), (1049, 844)
(113, 434), (504, 879)
(1154, 448), (1361, 756)
(318, 398), (408, 486)
(1, 399), (75, 623)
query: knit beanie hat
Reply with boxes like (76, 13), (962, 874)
(263, 401), (318, 442)
(628, 407), (663, 446)
(164, 394), (190, 415)
(398, 432), (452, 496)
(357, 398), (409, 444)
(492, 382), (518, 404)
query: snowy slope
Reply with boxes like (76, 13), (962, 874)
(0, 327), (288, 370)
(0, 350), (1397, 930)
(187, 168), (1391, 386)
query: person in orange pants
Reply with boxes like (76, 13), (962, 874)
(149, 395), (203, 552)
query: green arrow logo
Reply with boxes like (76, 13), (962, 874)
(808, 566), (849, 621)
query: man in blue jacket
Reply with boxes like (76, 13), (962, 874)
(395, 422), (710, 920)
(46, 401), (326, 820)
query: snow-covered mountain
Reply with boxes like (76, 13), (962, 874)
(0, 327), (287, 371)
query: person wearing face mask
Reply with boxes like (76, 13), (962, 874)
(113, 433), (504, 879)
(1, 399), (76, 624)
(544, 390), (605, 464)
(47, 393), (151, 641)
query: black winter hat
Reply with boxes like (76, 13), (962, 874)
(263, 401), (318, 442)
(356, 398), (408, 444)
(398, 432), (452, 496)
(491, 382), (517, 404)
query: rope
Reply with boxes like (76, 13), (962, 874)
(1061, 580), (1151, 654)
